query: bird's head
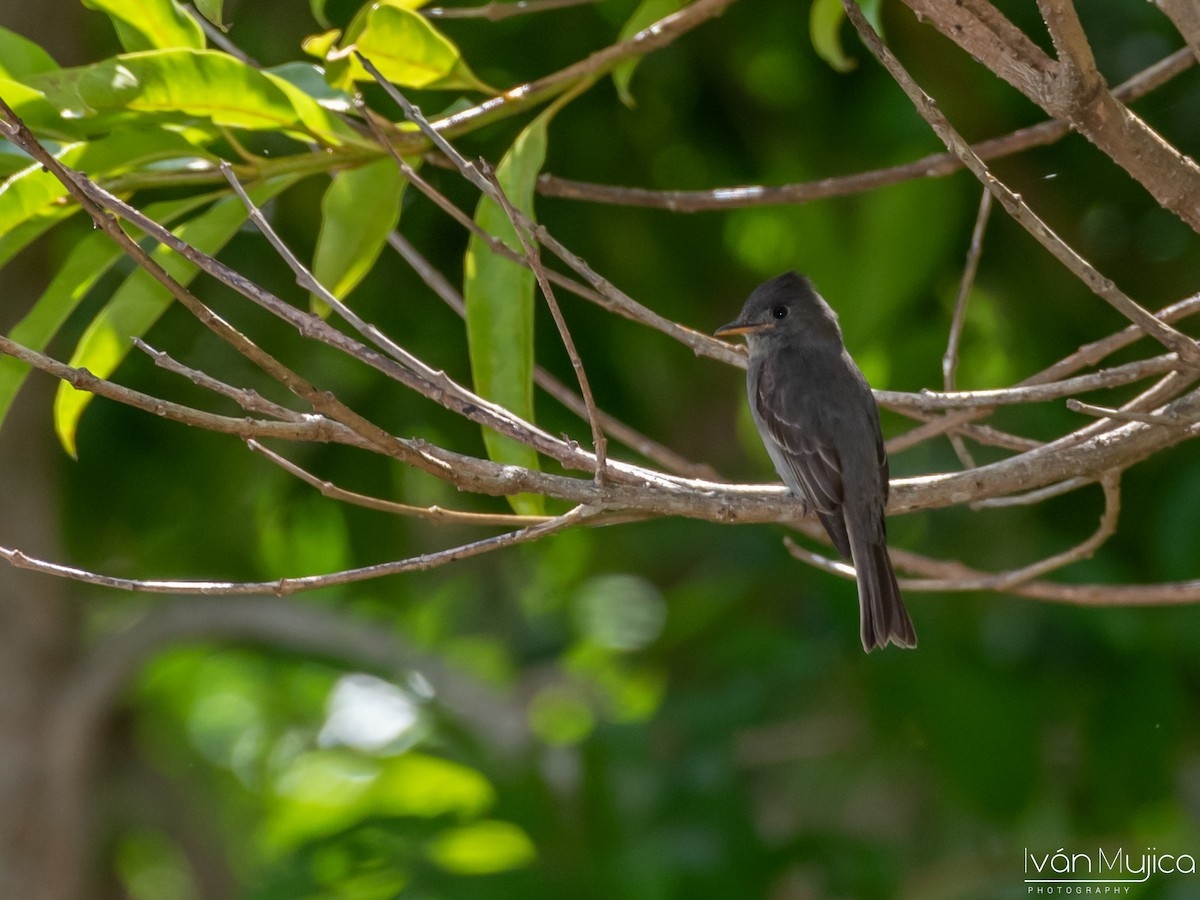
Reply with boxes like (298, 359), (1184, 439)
(714, 271), (842, 348)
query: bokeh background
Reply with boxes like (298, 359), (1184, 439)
(2, 0), (1200, 897)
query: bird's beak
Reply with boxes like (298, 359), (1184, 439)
(714, 319), (772, 337)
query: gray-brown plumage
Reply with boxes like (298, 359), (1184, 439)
(715, 272), (916, 652)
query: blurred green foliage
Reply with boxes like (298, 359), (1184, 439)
(3, 0), (1200, 897)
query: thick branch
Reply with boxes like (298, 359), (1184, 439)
(843, 0), (1200, 366)
(901, 0), (1200, 233)
(1156, 0), (1200, 62)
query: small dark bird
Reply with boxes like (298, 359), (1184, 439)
(715, 272), (916, 652)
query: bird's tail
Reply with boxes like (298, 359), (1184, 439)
(850, 534), (917, 652)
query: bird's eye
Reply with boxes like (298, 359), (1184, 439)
(772, 306), (789, 320)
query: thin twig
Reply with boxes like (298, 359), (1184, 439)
(944, 189), (992, 393)
(889, 545), (1200, 605)
(886, 292), (1200, 450)
(133, 338), (307, 422)
(481, 161), (610, 479)
(1066, 398), (1200, 426)
(0, 334), (361, 446)
(535, 47), (1195, 211)
(943, 189), (993, 468)
(246, 440), (553, 525)
(430, 0), (739, 139)
(0, 506), (592, 595)
(843, 0), (1200, 366)
(359, 54), (745, 370)
(884, 353), (1182, 411)
(0, 98), (429, 469)
(424, 0), (596, 19)
(387, 231), (723, 479)
(789, 471), (1121, 592)
(971, 476), (1092, 509)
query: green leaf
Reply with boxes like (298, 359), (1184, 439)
(0, 26), (60, 81)
(81, 0), (206, 52)
(260, 68), (371, 147)
(463, 108), (556, 516)
(311, 0), (333, 29)
(329, 4), (491, 92)
(0, 78), (77, 138)
(302, 28), (341, 59)
(0, 193), (220, 432)
(310, 157), (406, 316)
(809, 0), (855, 73)
(27, 50), (360, 144)
(194, 0), (225, 28)
(612, 0), (687, 107)
(264, 750), (496, 852)
(264, 62), (354, 113)
(810, 0), (882, 72)
(53, 176), (298, 457)
(0, 208), (77, 274)
(0, 129), (204, 238)
(427, 821), (537, 875)
(0, 144), (33, 178)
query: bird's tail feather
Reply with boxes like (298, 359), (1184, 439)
(851, 535), (916, 652)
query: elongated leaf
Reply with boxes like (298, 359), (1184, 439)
(327, 4), (490, 92)
(0, 208), (77, 273)
(0, 129), (203, 237)
(463, 110), (555, 515)
(612, 0), (686, 107)
(0, 193), (220, 431)
(53, 177), (298, 457)
(0, 26), (60, 81)
(27, 50), (362, 145)
(310, 157), (405, 316)
(81, 0), (205, 52)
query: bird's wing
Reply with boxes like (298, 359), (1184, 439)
(753, 362), (852, 558)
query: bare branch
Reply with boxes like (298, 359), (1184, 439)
(943, 189), (992, 468)
(885, 353), (1183, 411)
(360, 55), (745, 370)
(1037, 0), (1102, 97)
(1155, 0), (1200, 62)
(842, 0), (1200, 366)
(0, 334), (359, 447)
(791, 473), (1121, 593)
(133, 338), (307, 422)
(0, 506), (592, 596)
(535, 47), (1194, 211)
(900, 0), (1200, 233)
(0, 99), (433, 477)
(431, 0), (740, 138)
(246, 439), (553, 526)
(971, 476), (1094, 509)
(386, 231), (724, 480)
(424, 0), (597, 19)
(1067, 398), (1200, 426)
(943, 190), (992, 394)
(481, 160), (610, 478)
